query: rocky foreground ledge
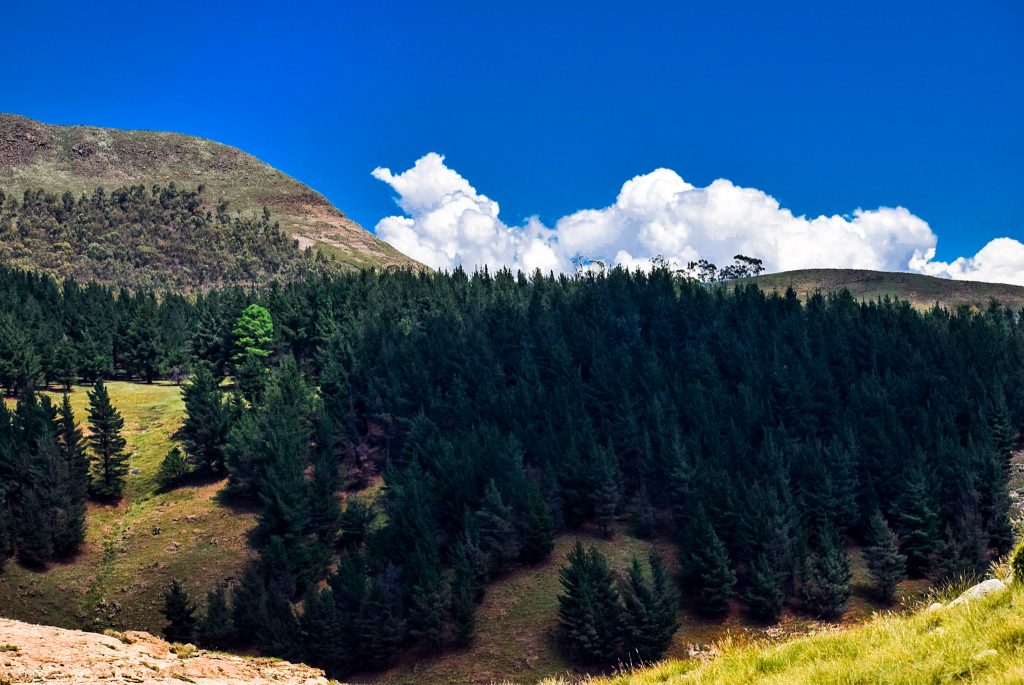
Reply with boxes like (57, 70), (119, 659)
(0, 618), (332, 684)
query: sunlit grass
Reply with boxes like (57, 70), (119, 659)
(548, 575), (1024, 685)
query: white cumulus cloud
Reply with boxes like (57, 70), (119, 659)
(372, 153), (1024, 285)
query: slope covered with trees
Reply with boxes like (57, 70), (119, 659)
(0, 264), (1021, 679)
(0, 113), (418, 273)
(0, 183), (328, 290)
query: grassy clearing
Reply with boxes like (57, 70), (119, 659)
(0, 382), (255, 633)
(556, 575), (1024, 685)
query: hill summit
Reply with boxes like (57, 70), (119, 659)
(0, 113), (417, 276)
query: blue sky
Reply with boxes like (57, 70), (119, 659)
(2, 0), (1022, 278)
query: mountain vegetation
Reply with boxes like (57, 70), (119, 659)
(0, 183), (328, 290)
(0, 261), (1020, 679)
(0, 113), (418, 273)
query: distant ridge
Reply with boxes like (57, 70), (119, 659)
(749, 268), (1024, 310)
(0, 113), (418, 272)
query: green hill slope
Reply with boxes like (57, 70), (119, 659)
(552, 575), (1024, 685)
(749, 269), (1024, 310)
(0, 113), (417, 274)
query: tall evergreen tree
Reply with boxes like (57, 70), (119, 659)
(86, 379), (129, 500)
(678, 503), (736, 618)
(741, 552), (785, 622)
(799, 526), (852, 619)
(475, 480), (520, 574)
(592, 444), (621, 537)
(556, 541), (622, 664)
(197, 583), (234, 649)
(519, 483), (555, 564)
(620, 550), (679, 663)
(180, 364), (231, 474)
(863, 511), (906, 602)
(53, 394), (88, 557)
(163, 580), (197, 644)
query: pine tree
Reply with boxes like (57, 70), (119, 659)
(339, 498), (373, 550)
(358, 575), (403, 670)
(197, 584), (234, 648)
(53, 394), (87, 557)
(308, 450), (341, 548)
(163, 580), (197, 644)
(475, 480), (520, 574)
(180, 364), (230, 474)
(741, 552), (784, 622)
(631, 480), (657, 539)
(678, 503), (736, 618)
(0, 490), (12, 571)
(592, 444), (621, 537)
(407, 546), (449, 650)
(231, 564), (268, 641)
(800, 526), (852, 619)
(520, 483), (555, 564)
(862, 511), (906, 602)
(300, 585), (345, 672)
(556, 541), (622, 664)
(86, 379), (129, 500)
(620, 550), (679, 663)
(50, 338), (78, 391)
(15, 487), (54, 567)
(892, 454), (939, 577)
(450, 542), (479, 647)
(156, 447), (192, 490)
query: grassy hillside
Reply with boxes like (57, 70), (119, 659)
(3, 381), (1017, 685)
(749, 269), (1024, 310)
(0, 113), (417, 272)
(0, 380), (934, 683)
(0, 382), (255, 633)
(553, 575), (1024, 685)
(366, 528), (930, 685)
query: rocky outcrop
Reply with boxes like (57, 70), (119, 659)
(0, 617), (332, 684)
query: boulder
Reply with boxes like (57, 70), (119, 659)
(948, 578), (1008, 607)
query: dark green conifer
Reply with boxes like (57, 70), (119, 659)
(163, 580), (197, 644)
(892, 457), (939, 577)
(475, 480), (520, 574)
(862, 511), (906, 602)
(741, 552), (784, 622)
(86, 379), (129, 500)
(620, 550), (679, 663)
(156, 447), (192, 490)
(592, 444), (621, 537)
(53, 394), (87, 557)
(300, 585), (345, 672)
(358, 575), (403, 670)
(556, 541), (622, 663)
(520, 483), (555, 563)
(799, 526), (851, 619)
(678, 503), (736, 618)
(197, 583), (234, 649)
(180, 364), (231, 474)
(407, 546), (449, 649)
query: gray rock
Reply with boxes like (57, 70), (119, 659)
(948, 578), (1008, 607)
